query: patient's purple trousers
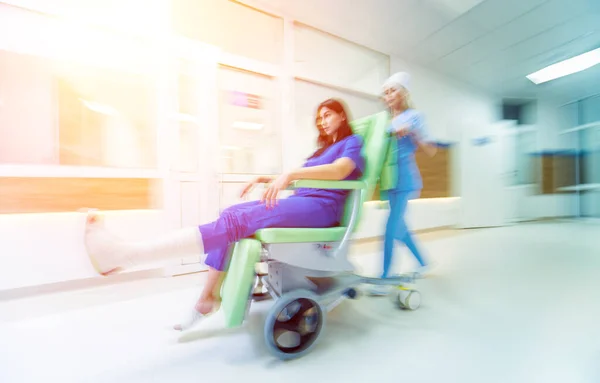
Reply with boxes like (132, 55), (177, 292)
(198, 197), (339, 271)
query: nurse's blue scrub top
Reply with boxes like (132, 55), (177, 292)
(387, 109), (432, 192)
(294, 134), (365, 215)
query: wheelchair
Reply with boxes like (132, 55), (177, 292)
(214, 111), (422, 360)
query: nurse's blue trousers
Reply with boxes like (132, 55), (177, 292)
(199, 197), (339, 271)
(382, 190), (426, 278)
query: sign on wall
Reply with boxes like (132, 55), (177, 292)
(228, 90), (262, 109)
(471, 136), (494, 146)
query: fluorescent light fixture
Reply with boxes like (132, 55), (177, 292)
(526, 48), (600, 84)
(232, 121), (263, 130)
(80, 99), (118, 116)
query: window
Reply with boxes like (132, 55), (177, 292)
(579, 126), (600, 217)
(581, 95), (600, 125)
(218, 66), (281, 175)
(558, 102), (578, 132)
(0, 51), (58, 165)
(172, 0), (283, 64)
(174, 59), (203, 173)
(58, 61), (157, 168)
(294, 23), (389, 95)
(0, 50), (158, 168)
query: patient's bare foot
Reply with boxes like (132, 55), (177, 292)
(173, 296), (220, 331)
(82, 210), (133, 275)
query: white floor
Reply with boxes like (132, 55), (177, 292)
(1, 221), (600, 383)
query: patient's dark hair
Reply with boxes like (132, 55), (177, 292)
(309, 98), (353, 159)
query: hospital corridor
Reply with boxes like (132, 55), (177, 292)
(1, 0), (600, 382)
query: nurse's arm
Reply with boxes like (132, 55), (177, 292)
(288, 157), (357, 181)
(417, 140), (437, 157)
(408, 128), (437, 157)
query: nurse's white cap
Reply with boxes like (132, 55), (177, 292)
(382, 72), (411, 92)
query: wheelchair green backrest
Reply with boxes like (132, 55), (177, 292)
(340, 110), (391, 228)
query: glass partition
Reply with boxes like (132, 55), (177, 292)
(579, 95), (600, 218)
(218, 66), (281, 175)
(557, 95), (600, 219)
(0, 49), (158, 169)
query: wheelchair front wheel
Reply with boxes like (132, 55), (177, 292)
(396, 287), (421, 310)
(263, 290), (325, 361)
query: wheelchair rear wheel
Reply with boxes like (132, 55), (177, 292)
(264, 290), (325, 360)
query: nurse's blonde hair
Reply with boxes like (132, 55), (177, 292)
(401, 89), (414, 110)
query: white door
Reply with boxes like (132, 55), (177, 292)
(501, 124), (540, 223)
(162, 42), (221, 275)
(458, 121), (515, 228)
(498, 123), (520, 224)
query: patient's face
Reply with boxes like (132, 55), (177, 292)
(317, 106), (345, 137)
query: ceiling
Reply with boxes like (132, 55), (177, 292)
(241, 0), (600, 103)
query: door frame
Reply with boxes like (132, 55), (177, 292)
(160, 39), (222, 276)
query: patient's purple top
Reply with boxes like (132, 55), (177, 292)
(292, 134), (365, 216)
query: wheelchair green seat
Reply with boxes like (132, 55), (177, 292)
(253, 227), (347, 244)
(219, 110), (391, 328)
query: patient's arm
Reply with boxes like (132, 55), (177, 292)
(261, 158), (358, 208)
(289, 157), (357, 181)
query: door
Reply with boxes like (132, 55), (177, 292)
(458, 121), (515, 228)
(499, 124), (540, 223)
(162, 42), (221, 275)
(498, 123), (519, 224)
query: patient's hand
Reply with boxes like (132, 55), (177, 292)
(261, 173), (292, 208)
(240, 176), (273, 199)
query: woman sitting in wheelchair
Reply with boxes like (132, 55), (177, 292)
(83, 98), (365, 331)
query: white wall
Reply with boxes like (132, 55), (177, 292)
(388, 55), (503, 227)
(389, 56), (501, 199)
(0, 211), (172, 291)
(355, 198), (460, 238)
(390, 57), (500, 143)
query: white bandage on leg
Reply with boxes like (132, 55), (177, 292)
(130, 226), (204, 265)
(83, 211), (204, 275)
